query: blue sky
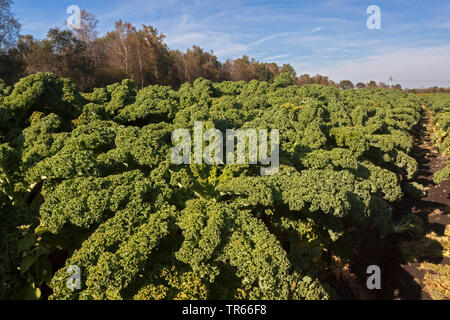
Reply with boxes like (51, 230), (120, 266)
(11, 0), (450, 88)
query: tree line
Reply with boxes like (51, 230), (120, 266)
(406, 87), (450, 94)
(1, 2), (448, 93)
(0, 8), (321, 91)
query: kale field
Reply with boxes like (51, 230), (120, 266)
(0, 72), (448, 300)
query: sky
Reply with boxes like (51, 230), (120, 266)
(10, 0), (450, 88)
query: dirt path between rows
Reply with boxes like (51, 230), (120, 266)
(392, 107), (450, 300)
(377, 106), (449, 300)
(339, 106), (450, 300)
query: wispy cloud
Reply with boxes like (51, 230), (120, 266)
(264, 54), (292, 61)
(298, 44), (450, 88)
(249, 33), (291, 46)
(11, 0), (450, 87)
(166, 31), (249, 56)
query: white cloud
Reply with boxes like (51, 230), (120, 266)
(164, 13), (293, 59)
(249, 33), (291, 46)
(165, 31), (249, 57)
(310, 26), (323, 33)
(296, 45), (450, 88)
(264, 54), (292, 61)
(166, 32), (291, 58)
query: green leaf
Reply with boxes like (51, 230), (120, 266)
(19, 286), (41, 300)
(34, 225), (49, 235)
(17, 236), (35, 252)
(36, 258), (53, 283)
(20, 256), (36, 275)
(35, 243), (50, 256)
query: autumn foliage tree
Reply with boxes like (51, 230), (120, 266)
(1, 5), (353, 92)
(339, 80), (354, 90)
(0, 0), (22, 83)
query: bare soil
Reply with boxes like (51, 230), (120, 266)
(387, 109), (449, 300)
